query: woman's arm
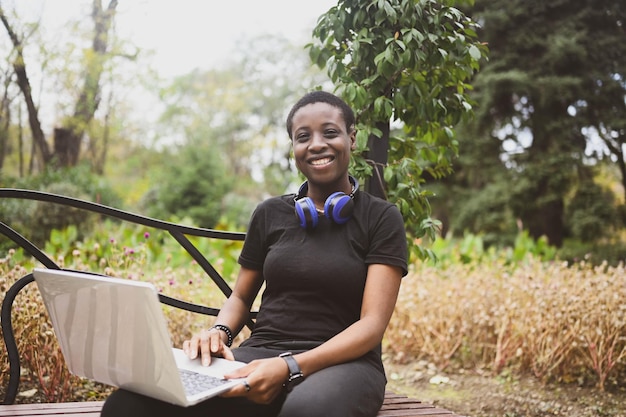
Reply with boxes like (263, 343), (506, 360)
(183, 266), (264, 365)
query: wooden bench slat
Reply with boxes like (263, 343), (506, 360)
(378, 408), (458, 417)
(0, 401), (104, 416)
(0, 393), (464, 417)
(380, 393), (462, 417)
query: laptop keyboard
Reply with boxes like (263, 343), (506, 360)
(179, 369), (230, 396)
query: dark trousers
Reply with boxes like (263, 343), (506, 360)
(100, 345), (386, 417)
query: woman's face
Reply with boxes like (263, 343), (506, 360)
(290, 102), (356, 189)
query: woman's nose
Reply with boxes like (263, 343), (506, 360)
(308, 132), (327, 150)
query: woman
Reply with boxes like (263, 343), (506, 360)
(101, 91), (408, 417)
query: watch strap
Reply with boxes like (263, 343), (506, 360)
(279, 352), (303, 391)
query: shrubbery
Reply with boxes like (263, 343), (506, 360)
(0, 165), (122, 250)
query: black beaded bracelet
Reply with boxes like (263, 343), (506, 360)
(210, 324), (233, 347)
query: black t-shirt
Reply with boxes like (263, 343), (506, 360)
(238, 190), (408, 350)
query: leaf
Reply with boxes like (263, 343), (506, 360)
(469, 44), (481, 60)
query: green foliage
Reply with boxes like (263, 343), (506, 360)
(456, 0), (626, 247)
(156, 36), (327, 199)
(0, 165), (122, 250)
(446, 180), (518, 248)
(557, 237), (626, 267)
(2, 164), (122, 206)
(565, 179), (619, 242)
(430, 230), (557, 265)
(139, 144), (233, 229)
(308, 0), (487, 259)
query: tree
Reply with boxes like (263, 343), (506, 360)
(141, 143), (233, 228)
(462, 0), (626, 247)
(157, 35), (329, 197)
(151, 35), (331, 228)
(0, 5), (51, 167)
(308, 0), (486, 257)
(0, 0), (119, 170)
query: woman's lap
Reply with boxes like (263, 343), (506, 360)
(100, 389), (282, 417)
(100, 346), (385, 417)
(278, 359), (385, 417)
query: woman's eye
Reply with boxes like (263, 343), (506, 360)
(324, 130), (338, 137)
(296, 133), (310, 141)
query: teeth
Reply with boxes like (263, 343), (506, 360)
(311, 158), (332, 166)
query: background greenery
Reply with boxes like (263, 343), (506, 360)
(2, 0), (623, 264)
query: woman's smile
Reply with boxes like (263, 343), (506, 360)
(309, 156), (334, 166)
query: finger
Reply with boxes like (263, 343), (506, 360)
(210, 331), (222, 354)
(186, 335), (200, 359)
(224, 362), (253, 380)
(221, 345), (235, 361)
(220, 380), (250, 398)
(200, 329), (212, 366)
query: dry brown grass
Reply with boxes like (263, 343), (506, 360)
(386, 257), (626, 391)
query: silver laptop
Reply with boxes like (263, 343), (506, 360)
(33, 267), (246, 407)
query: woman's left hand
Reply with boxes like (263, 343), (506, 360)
(220, 357), (290, 404)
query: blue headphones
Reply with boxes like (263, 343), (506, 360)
(294, 176), (359, 229)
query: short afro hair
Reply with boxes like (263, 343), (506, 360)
(286, 91), (355, 139)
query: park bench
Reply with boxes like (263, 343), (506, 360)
(0, 188), (463, 417)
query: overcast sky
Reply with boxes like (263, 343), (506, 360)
(10, 0), (338, 78)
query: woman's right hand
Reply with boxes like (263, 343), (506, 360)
(182, 328), (235, 366)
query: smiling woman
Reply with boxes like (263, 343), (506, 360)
(98, 91), (409, 417)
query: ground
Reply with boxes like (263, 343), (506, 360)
(384, 361), (626, 417)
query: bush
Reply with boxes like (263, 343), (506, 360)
(565, 180), (619, 242)
(139, 145), (233, 228)
(0, 166), (122, 251)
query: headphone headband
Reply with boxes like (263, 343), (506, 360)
(294, 176), (359, 201)
(294, 176), (359, 229)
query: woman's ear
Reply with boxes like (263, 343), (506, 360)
(349, 128), (357, 150)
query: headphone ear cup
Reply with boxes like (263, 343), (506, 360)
(324, 192), (354, 225)
(295, 197), (319, 229)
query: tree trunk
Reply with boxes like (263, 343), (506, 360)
(365, 121), (390, 200)
(0, 7), (51, 167)
(53, 128), (81, 167)
(54, 0), (118, 167)
(0, 83), (9, 171)
(524, 188), (564, 247)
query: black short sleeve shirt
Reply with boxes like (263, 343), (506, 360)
(238, 191), (408, 346)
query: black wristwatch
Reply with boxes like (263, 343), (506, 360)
(279, 352), (304, 392)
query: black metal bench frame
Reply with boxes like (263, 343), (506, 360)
(0, 188), (256, 405)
